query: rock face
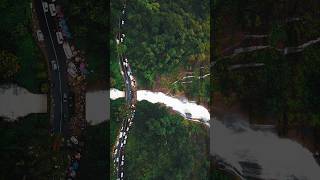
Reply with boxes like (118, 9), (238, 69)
(0, 84), (47, 120)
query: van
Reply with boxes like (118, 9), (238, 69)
(63, 93), (67, 102)
(36, 30), (44, 41)
(51, 60), (57, 70)
(56, 32), (63, 44)
(42, 2), (48, 12)
(49, 3), (56, 16)
(70, 136), (78, 145)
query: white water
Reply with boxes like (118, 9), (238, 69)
(213, 117), (320, 180)
(110, 89), (210, 125)
(137, 90), (210, 126)
(111, 88), (320, 180)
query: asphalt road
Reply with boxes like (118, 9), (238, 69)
(113, 1), (138, 179)
(34, 0), (69, 133)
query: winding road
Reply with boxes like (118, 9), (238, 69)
(112, 1), (137, 179)
(34, 0), (70, 133)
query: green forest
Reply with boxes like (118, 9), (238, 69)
(214, 0), (320, 139)
(110, 0), (210, 103)
(125, 101), (208, 179)
(0, 0), (47, 93)
(110, 99), (209, 179)
(0, 114), (67, 179)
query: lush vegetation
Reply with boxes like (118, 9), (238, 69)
(78, 122), (108, 180)
(0, 0), (48, 93)
(0, 114), (67, 179)
(214, 0), (320, 137)
(110, 0), (210, 103)
(124, 101), (209, 179)
(61, 0), (108, 88)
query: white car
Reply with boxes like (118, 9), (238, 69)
(51, 60), (58, 70)
(121, 172), (123, 178)
(42, 2), (48, 12)
(70, 136), (78, 145)
(121, 161), (124, 166)
(122, 155), (124, 161)
(124, 140), (127, 144)
(120, 143), (123, 148)
(56, 32), (63, 44)
(116, 39), (120, 44)
(122, 10), (125, 14)
(63, 93), (67, 103)
(120, 37), (123, 42)
(129, 121), (133, 126)
(126, 127), (129, 131)
(49, 3), (56, 16)
(36, 30), (44, 41)
(121, 20), (124, 25)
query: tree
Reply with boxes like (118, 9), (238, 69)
(0, 50), (19, 81)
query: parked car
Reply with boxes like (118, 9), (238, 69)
(42, 2), (48, 12)
(49, 3), (56, 16)
(51, 60), (58, 70)
(63, 93), (68, 103)
(70, 136), (78, 145)
(185, 112), (192, 119)
(36, 30), (44, 41)
(56, 32), (63, 44)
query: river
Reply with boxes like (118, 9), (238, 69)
(0, 84), (47, 120)
(111, 88), (320, 180)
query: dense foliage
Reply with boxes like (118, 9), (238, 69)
(0, 114), (67, 179)
(78, 122), (108, 180)
(0, 0), (47, 92)
(124, 101), (209, 179)
(214, 0), (320, 131)
(110, 0), (210, 95)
